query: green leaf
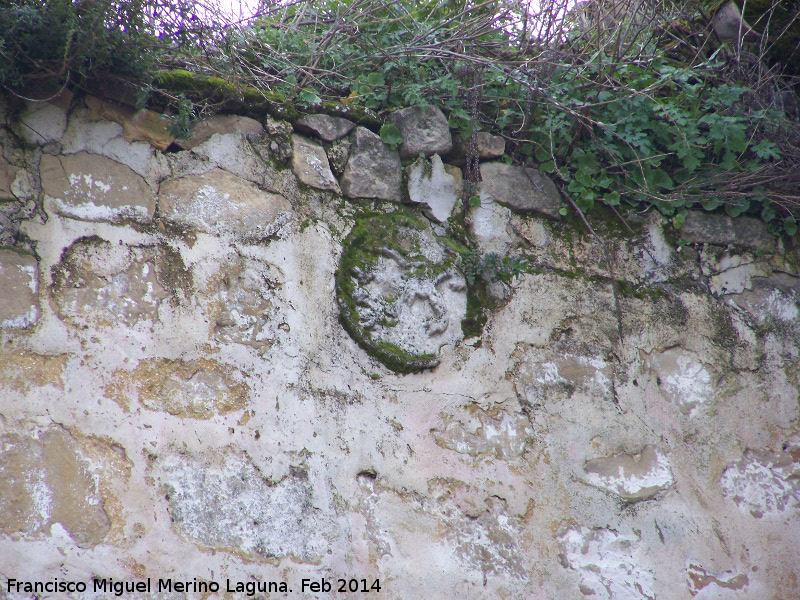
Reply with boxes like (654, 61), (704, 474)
(604, 191), (621, 206)
(784, 216), (797, 237)
(701, 197), (723, 211)
(366, 72), (385, 86)
(761, 204), (776, 223)
(648, 169), (674, 190)
(379, 123), (403, 147)
(299, 89), (321, 105)
(751, 140), (781, 161)
(559, 207), (569, 216)
(468, 195), (482, 207)
(673, 207), (688, 229)
(540, 161), (556, 174)
(724, 198), (750, 218)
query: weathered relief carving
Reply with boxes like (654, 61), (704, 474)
(337, 209), (467, 372)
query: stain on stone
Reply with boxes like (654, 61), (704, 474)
(687, 563), (749, 596)
(514, 351), (613, 405)
(432, 403), (533, 459)
(0, 428), (111, 547)
(0, 249), (39, 329)
(161, 449), (332, 561)
(557, 525), (654, 600)
(106, 358), (248, 418)
(52, 237), (170, 328)
(720, 445), (800, 519)
(645, 347), (715, 414)
(0, 349), (67, 392)
(582, 445), (674, 502)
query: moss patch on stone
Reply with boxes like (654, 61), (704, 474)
(152, 69), (298, 121)
(336, 207), (463, 373)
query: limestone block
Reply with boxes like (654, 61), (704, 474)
(720, 446), (800, 519)
(680, 211), (775, 252)
(106, 358), (249, 417)
(40, 152), (155, 222)
(161, 449), (333, 561)
(433, 404), (533, 458)
(557, 526), (655, 600)
(294, 113), (355, 142)
(52, 238), (170, 328)
(340, 127), (402, 202)
(582, 445), (674, 502)
(174, 114), (264, 151)
(728, 273), (800, 323)
(85, 95), (174, 151)
(13, 101), (68, 145)
(446, 132), (506, 166)
(470, 195), (515, 255)
(646, 347), (714, 414)
(291, 134), (340, 192)
(478, 162), (561, 219)
(0, 429), (110, 548)
(387, 105), (452, 159)
(407, 154), (461, 223)
(159, 168), (292, 239)
(0, 249), (38, 329)
(0, 154), (19, 201)
(712, 1), (756, 40)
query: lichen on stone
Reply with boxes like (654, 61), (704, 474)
(336, 207), (467, 372)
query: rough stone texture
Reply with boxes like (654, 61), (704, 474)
(0, 153), (19, 201)
(0, 250), (38, 328)
(85, 95), (174, 151)
(158, 168), (292, 240)
(2, 98), (800, 600)
(161, 449), (333, 561)
(13, 100), (68, 145)
(41, 152), (155, 222)
(174, 114), (263, 151)
(106, 358), (249, 418)
(478, 161), (562, 219)
(340, 126), (402, 201)
(0, 428), (111, 548)
(294, 113), (355, 142)
(387, 105), (453, 159)
(291, 134), (340, 192)
(446, 132), (506, 166)
(582, 445), (674, 501)
(407, 154), (461, 222)
(680, 210), (776, 252)
(326, 137), (351, 176)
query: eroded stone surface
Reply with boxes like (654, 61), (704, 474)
(646, 347), (715, 414)
(291, 134), (340, 192)
(337, 210), (466, 369)
(41, 153), (155, 222)
(52, 238), (171, 328)
(681, 211), (775, 252)
(720, 446), (800, 518)
(0, 428), (110, 548)
(514, 351), (614, 405)
(557, 526), (655, 600)
(0, 250), (38, 329)
(582, 445), (674, 502)
(446, 132), (505, 166)
(85, 95), (174, 151)
(407, 154), (461, 223)
(0, 153), (19, 201)
(107, 358), (249, 418)
(175, 114), (263, 150)
(294, 114), (355, 142)
(13, 101), (68, 145)
(158, 168), (292, 240)
(687, 563), (750, 597)
(387, 105), (452, 159)
(340, 127), (402, 201)
(433, 404), (533, 458)
(478, 162), (561, 219)
(161, 450), (332, 561)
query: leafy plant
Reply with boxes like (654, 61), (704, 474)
(460, 250), (529, 286)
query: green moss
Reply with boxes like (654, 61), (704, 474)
(336, 206), (458, 373)
(305, 102), (382, 130)
(0, 245), (35, 256)
(152, 69), (299, 121)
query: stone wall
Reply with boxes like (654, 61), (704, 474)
(0, 91), (798, 599)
